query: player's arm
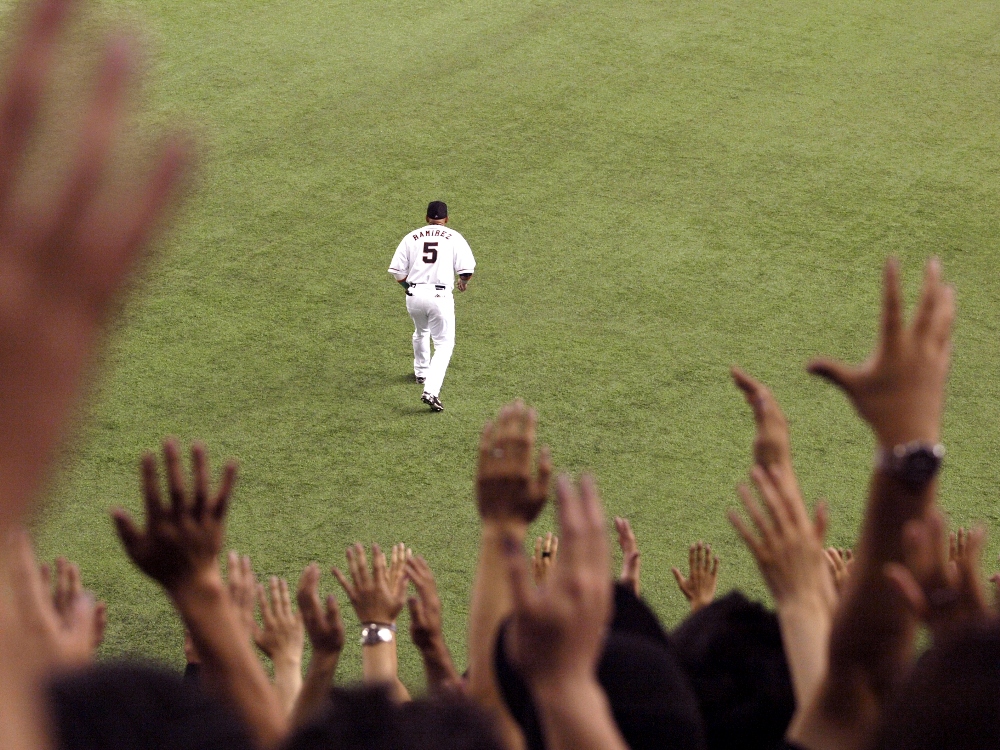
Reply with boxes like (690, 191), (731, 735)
(457, 273), (473, 292)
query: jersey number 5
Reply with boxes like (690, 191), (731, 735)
(422, 242), (438, 263)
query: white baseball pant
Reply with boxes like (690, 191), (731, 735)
(406, 287), (455, 398)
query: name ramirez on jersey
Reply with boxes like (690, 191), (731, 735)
(388, 225), (476, 292)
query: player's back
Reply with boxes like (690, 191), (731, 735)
(389, 225), (475, 292)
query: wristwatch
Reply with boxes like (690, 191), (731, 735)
(360, 622), (396, 646)
(875, 442), (945, 490)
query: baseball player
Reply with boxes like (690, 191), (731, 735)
(388, 201), (476, 412)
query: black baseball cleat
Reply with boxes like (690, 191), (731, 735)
(421, 392), (444, 412)
(415, 376), (426, 384)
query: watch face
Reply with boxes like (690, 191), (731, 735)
(903, 448), (941, 486)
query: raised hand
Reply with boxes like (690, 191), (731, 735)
(884, 510), (992, 639)
(732, 367), (793, 471)
(255, 577), (305, 663)
(50, 556), (107, 655)
(477, 400), (552, 526)
(4, 532), (105, 668)
(825, 547), (854, 594)
(504, 474), (611, 686)
(226, 551), (257, 640)
(502, 475), (628, 750)
(808, 258), (955, 448)
(112, 440), (237, 593)
(291, 563), (346, 728)
(256, 576), (305, 714)
(532, 533), (558, 586)
(730, 465), (835, 710)
(614, 517), (641, 596)
(0, 0), (190, 528)
(387, 542), (412, 595)
(332, 544), (407, 625)
(405, 555), (462, 694)
(730, 465), (834, 609)
(671, 541), (718, 612)
(296, 562), (346, 658)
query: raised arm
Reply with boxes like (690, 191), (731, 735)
(502, 474), (628, 750)
(291, 562), (345, 729)
(405, 554), (464, 696)
(468, 401), (551, 750)
(112, 440), (287, 748)
(332, 543), (410, 702)
(791, 257), (955, 750)
(255, 576), (305, 714)
(727, 368), (836, 711)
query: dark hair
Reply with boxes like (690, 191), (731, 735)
(671, 591), (795, 750)
(289, 685), (504, 750)
(870, 621), (1000, 750)
(495, 585), (707, 750)
(49, 662), (253, 750)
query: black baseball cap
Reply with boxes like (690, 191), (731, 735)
(426, 201), (448, 220)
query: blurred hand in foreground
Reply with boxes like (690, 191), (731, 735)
(0, 0), (191, 529)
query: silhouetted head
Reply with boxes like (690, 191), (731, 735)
(50, 662), (252, 750)
(671, 591), (795, 750)
(495, 583), (707, 750)
(871, 621), (1000, 750)
(289, 685), (503, 750)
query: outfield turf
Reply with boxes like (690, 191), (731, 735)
(27, 0), (1000, 689)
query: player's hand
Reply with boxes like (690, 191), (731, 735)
(808, 258), (955, 448)
(671, 541), (718, 612)
(532, 533), (558, 586)
(0, 0), (190, 529)
(477, 400), (552, 527)
(614, 517), (641, 596)
(457, 280), (468, 292)
(296, 562), (346, 658)
(112, 440), (237, 595)
(332, 544), (407, 624)
(502, 474), (612, 688)
(884, 509), (992, 640)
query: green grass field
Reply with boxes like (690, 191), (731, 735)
(27, 0), (1000, 690)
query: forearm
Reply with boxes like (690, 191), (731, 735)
(469, 523), (525, 699)
(420, 638), (462, 694)
(776, 596), (832, 713)
(531, 678), (628, 750)
(290, 652), (339, 729)
(361, 641), (410, 702)
(469, 522), (527, 750)
(171, 573), (287, 747)
(833, 473), (934, 686)
(789, 474), (933, 750)
(271, 654), (304, 716)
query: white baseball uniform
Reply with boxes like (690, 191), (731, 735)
(388, 224), (476, 398)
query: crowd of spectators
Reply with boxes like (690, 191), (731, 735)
(1, 1), (998, 749)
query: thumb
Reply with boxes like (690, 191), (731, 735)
(671, 567), (686, 589)
(806, 358), (859, 394)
